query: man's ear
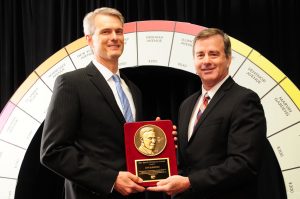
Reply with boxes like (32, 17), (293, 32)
(227, 55), (232, 69)
(86, 35), (92, 45)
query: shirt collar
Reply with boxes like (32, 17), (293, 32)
(92, 59), (120, 81)
(202, 74), (230, 99)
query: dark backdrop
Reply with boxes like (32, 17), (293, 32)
(1, 0), (298, 198)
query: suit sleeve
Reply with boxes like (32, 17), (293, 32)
(40, 75), (118, 195)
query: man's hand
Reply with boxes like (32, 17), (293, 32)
(155, 117), (178, 148)
(172, 125), (178, 148)
(114, 171), (145, 196)
(147, 175), (190, 196)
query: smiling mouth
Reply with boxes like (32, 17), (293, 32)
(202, 68), (214, 73)
(108, 47), (122, 52)
(108, 45), (120, 48)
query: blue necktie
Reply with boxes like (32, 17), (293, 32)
(112, 75), (134, 122)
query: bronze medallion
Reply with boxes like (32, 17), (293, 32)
(134, 124), (167, 156)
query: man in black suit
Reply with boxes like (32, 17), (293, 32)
(148, 28), (267, 199)
(40, 7), (146, 199)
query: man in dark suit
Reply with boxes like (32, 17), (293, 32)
(148, 28), (267, 199)
(40, 7), (146, 199)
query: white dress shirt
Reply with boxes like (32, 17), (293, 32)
(187, 75), (230, 140)
(92, 59), (136, 121)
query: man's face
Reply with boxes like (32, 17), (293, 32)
(141, 131), (156, 150)
(88, 14), (124, 63)
(193, 34), (231, 90)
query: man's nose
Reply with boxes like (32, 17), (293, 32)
(203, 54), (211, 63)
(111, 31), (117, 40)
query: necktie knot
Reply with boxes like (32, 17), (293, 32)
(112, 74), (120, 83)
(202, 93), (210, 108)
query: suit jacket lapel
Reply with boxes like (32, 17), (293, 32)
(190, 77), (235, 141)
(182, 91), (201, 147)
(120, 73), (142, 121)
(120, 71), (144, 121)
(86, 63), (125, 123)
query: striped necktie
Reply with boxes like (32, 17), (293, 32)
(193, 93), (210, 129)
(112, 75), (134, 122)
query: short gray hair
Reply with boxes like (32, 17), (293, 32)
(83, 7), (125, 35)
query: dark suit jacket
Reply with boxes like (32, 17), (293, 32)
(176, 77), (267, 199)
(40, 62), (144, 199)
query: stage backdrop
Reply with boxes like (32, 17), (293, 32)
(0, 20), (299, 199)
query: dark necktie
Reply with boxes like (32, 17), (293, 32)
(112, 75), (134, 122)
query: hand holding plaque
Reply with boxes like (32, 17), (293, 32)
(124, 120), (178, 187)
